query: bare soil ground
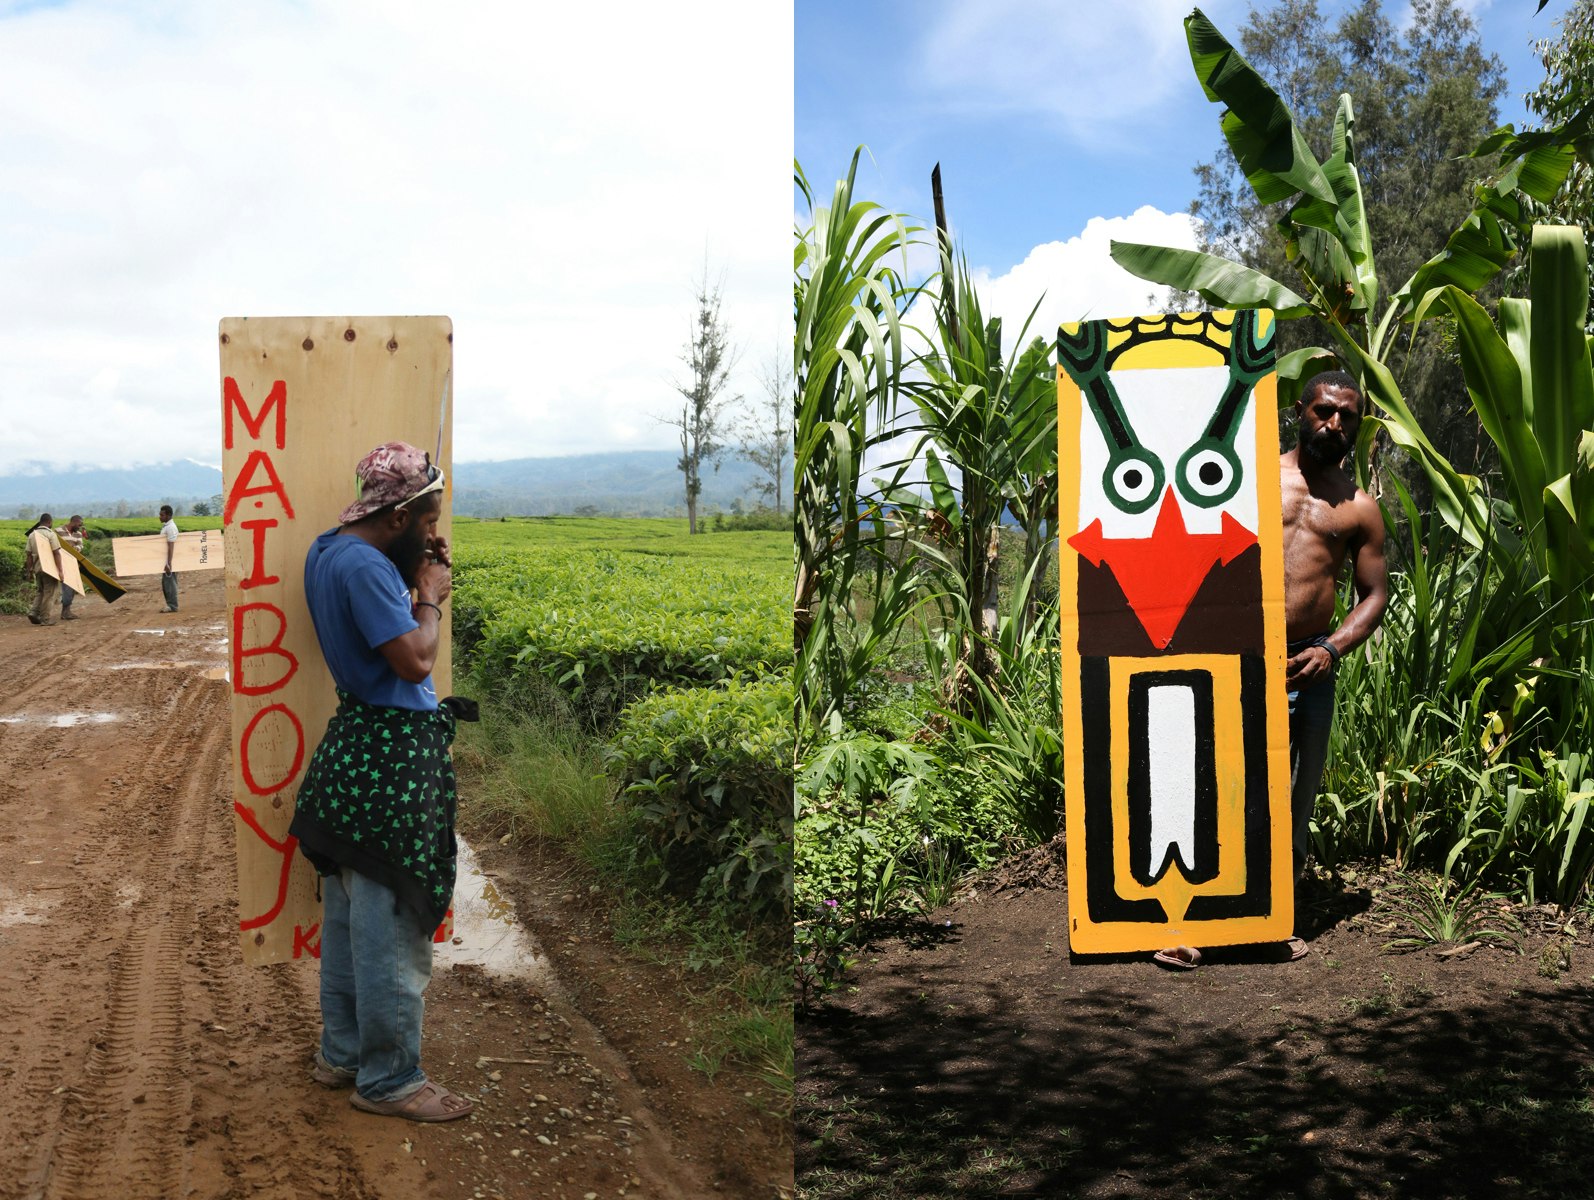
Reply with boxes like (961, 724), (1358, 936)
(797, 837), (1594, 1200)
(0, 571), (790, 1200)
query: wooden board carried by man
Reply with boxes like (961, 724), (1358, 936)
(218, 316), (454, 968)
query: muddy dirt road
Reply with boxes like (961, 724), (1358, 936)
(1, 571), (788, 1200)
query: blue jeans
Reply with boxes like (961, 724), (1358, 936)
(318, 867), (433, 1101)
(1288, 670), (1336, 879)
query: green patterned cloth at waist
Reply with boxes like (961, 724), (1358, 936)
(289, 690), (458, 928)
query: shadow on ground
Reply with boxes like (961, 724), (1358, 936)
(797, 883), (1594, 1199)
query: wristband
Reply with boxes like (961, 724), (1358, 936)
(1312, 635), (1340, 667)
(415, 601), (443, 620)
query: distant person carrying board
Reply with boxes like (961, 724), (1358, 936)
(58, 515), (85, 621)
(22, 513), (64, 627)
(287, 441), (474, 1122)
(159, 505), (179, 612)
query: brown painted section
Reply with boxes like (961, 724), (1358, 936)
(1076, 543), (1265, 656)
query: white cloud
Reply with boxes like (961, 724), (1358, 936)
(973, 206), (1201, 354)
(916, 1), (1222, 144)
(0, 0), (791, 473)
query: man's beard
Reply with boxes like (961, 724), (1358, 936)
(385, 523), (430, 587)
(1301, 428), (1349, 465)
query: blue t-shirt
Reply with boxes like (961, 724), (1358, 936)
(303, 529), (437, 711)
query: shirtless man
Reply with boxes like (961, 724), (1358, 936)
(1281, 370), (1388, 895)
(1157, 370), (1387, 968)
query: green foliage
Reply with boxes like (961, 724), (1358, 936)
(795, 898), (856, 1011)
(450, 668), (616, 843)
(1378, 876), (1522, 952)
(607, 676), (793, 917)
(455, 523), (788, 728)
(1314, 489), (1594, 907)
(1520, 0), (1594, 329)
(889, 250), (1057, 704)
(795, 150), (926, 736)
(1427, 225), (1594, 643)
(0, 540), (23, 586)
(706, 506), (792, 533)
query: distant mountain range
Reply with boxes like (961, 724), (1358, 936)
(0, 451), (778, 519)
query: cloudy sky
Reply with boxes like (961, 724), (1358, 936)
(0, 0), (791, 474)
(798, 0), (1568, 346)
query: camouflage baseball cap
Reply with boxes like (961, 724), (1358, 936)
(339, 442), (445, 524)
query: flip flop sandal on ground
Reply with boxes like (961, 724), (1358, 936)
(1152, 946), (1202, 970)
(350, 1080), (475, 1122)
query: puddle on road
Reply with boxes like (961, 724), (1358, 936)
(435, 838), (552, 983)
(0, 711), (120, 728)
(132, 628), (169, 636)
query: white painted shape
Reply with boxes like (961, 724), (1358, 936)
(1077, 362), (1259, 538)
(1146, 685), (1198, 878)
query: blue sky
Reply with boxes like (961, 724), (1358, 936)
(798, 0), (1574, 332)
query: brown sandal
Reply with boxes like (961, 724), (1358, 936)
(350, 1079), (474, 1122)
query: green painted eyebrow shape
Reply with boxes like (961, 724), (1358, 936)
(1057, 311), (1273, 513)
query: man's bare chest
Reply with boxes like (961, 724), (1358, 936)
(1281, 483), (1360, 554)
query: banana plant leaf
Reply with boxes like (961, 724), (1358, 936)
(1184, 8), (1335, 211)
(1108, 241), (1311, 316)
(1274, 346), (1345, 411)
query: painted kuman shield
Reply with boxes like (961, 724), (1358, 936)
(1058, 310), (1292, 954)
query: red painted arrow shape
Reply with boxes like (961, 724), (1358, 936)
(1068, 488), (1256, 649)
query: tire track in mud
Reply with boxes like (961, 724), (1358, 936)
(3, 643), (197, 1200)
(0, 625), (149, 718)
(32, 675), (222, 1200)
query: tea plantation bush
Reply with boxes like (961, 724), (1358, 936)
(456, 545), (789, 727)
(606, 675), (793, 917)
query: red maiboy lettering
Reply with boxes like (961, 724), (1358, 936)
(239, 703), (305, 796)
(223, 377), (287, 450)
(232, 603), (299, 695)
(224, 450), (297, 525)
(293, 922), (322, 959)
(238, 519), (282, 590)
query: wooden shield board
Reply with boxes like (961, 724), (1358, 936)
(29, 530), (61, 581)
(60, 541), (127, 603)
(1058, 310), (1292, 954)
(220, 316), (453, 966)
(111, 530), (224, 576)
(58, 551), (83, 596)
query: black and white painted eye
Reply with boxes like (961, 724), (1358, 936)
(1175, 440), (1242, 508)
(1184, 449), (1233, 497)
(1112, 459), (1156, 506)
(1103, 447), (1164, 514)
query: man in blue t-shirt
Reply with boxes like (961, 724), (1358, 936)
(288, 440), (473, 1123)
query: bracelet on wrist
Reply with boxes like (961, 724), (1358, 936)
(1314, 637), (1341, 667)
(415, 600), (443, 619)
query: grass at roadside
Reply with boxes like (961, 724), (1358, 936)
(451, 672), (793, 1113)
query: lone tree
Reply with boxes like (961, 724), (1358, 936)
(665, 267), (740, 533)
(739, 342), (791, 514)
